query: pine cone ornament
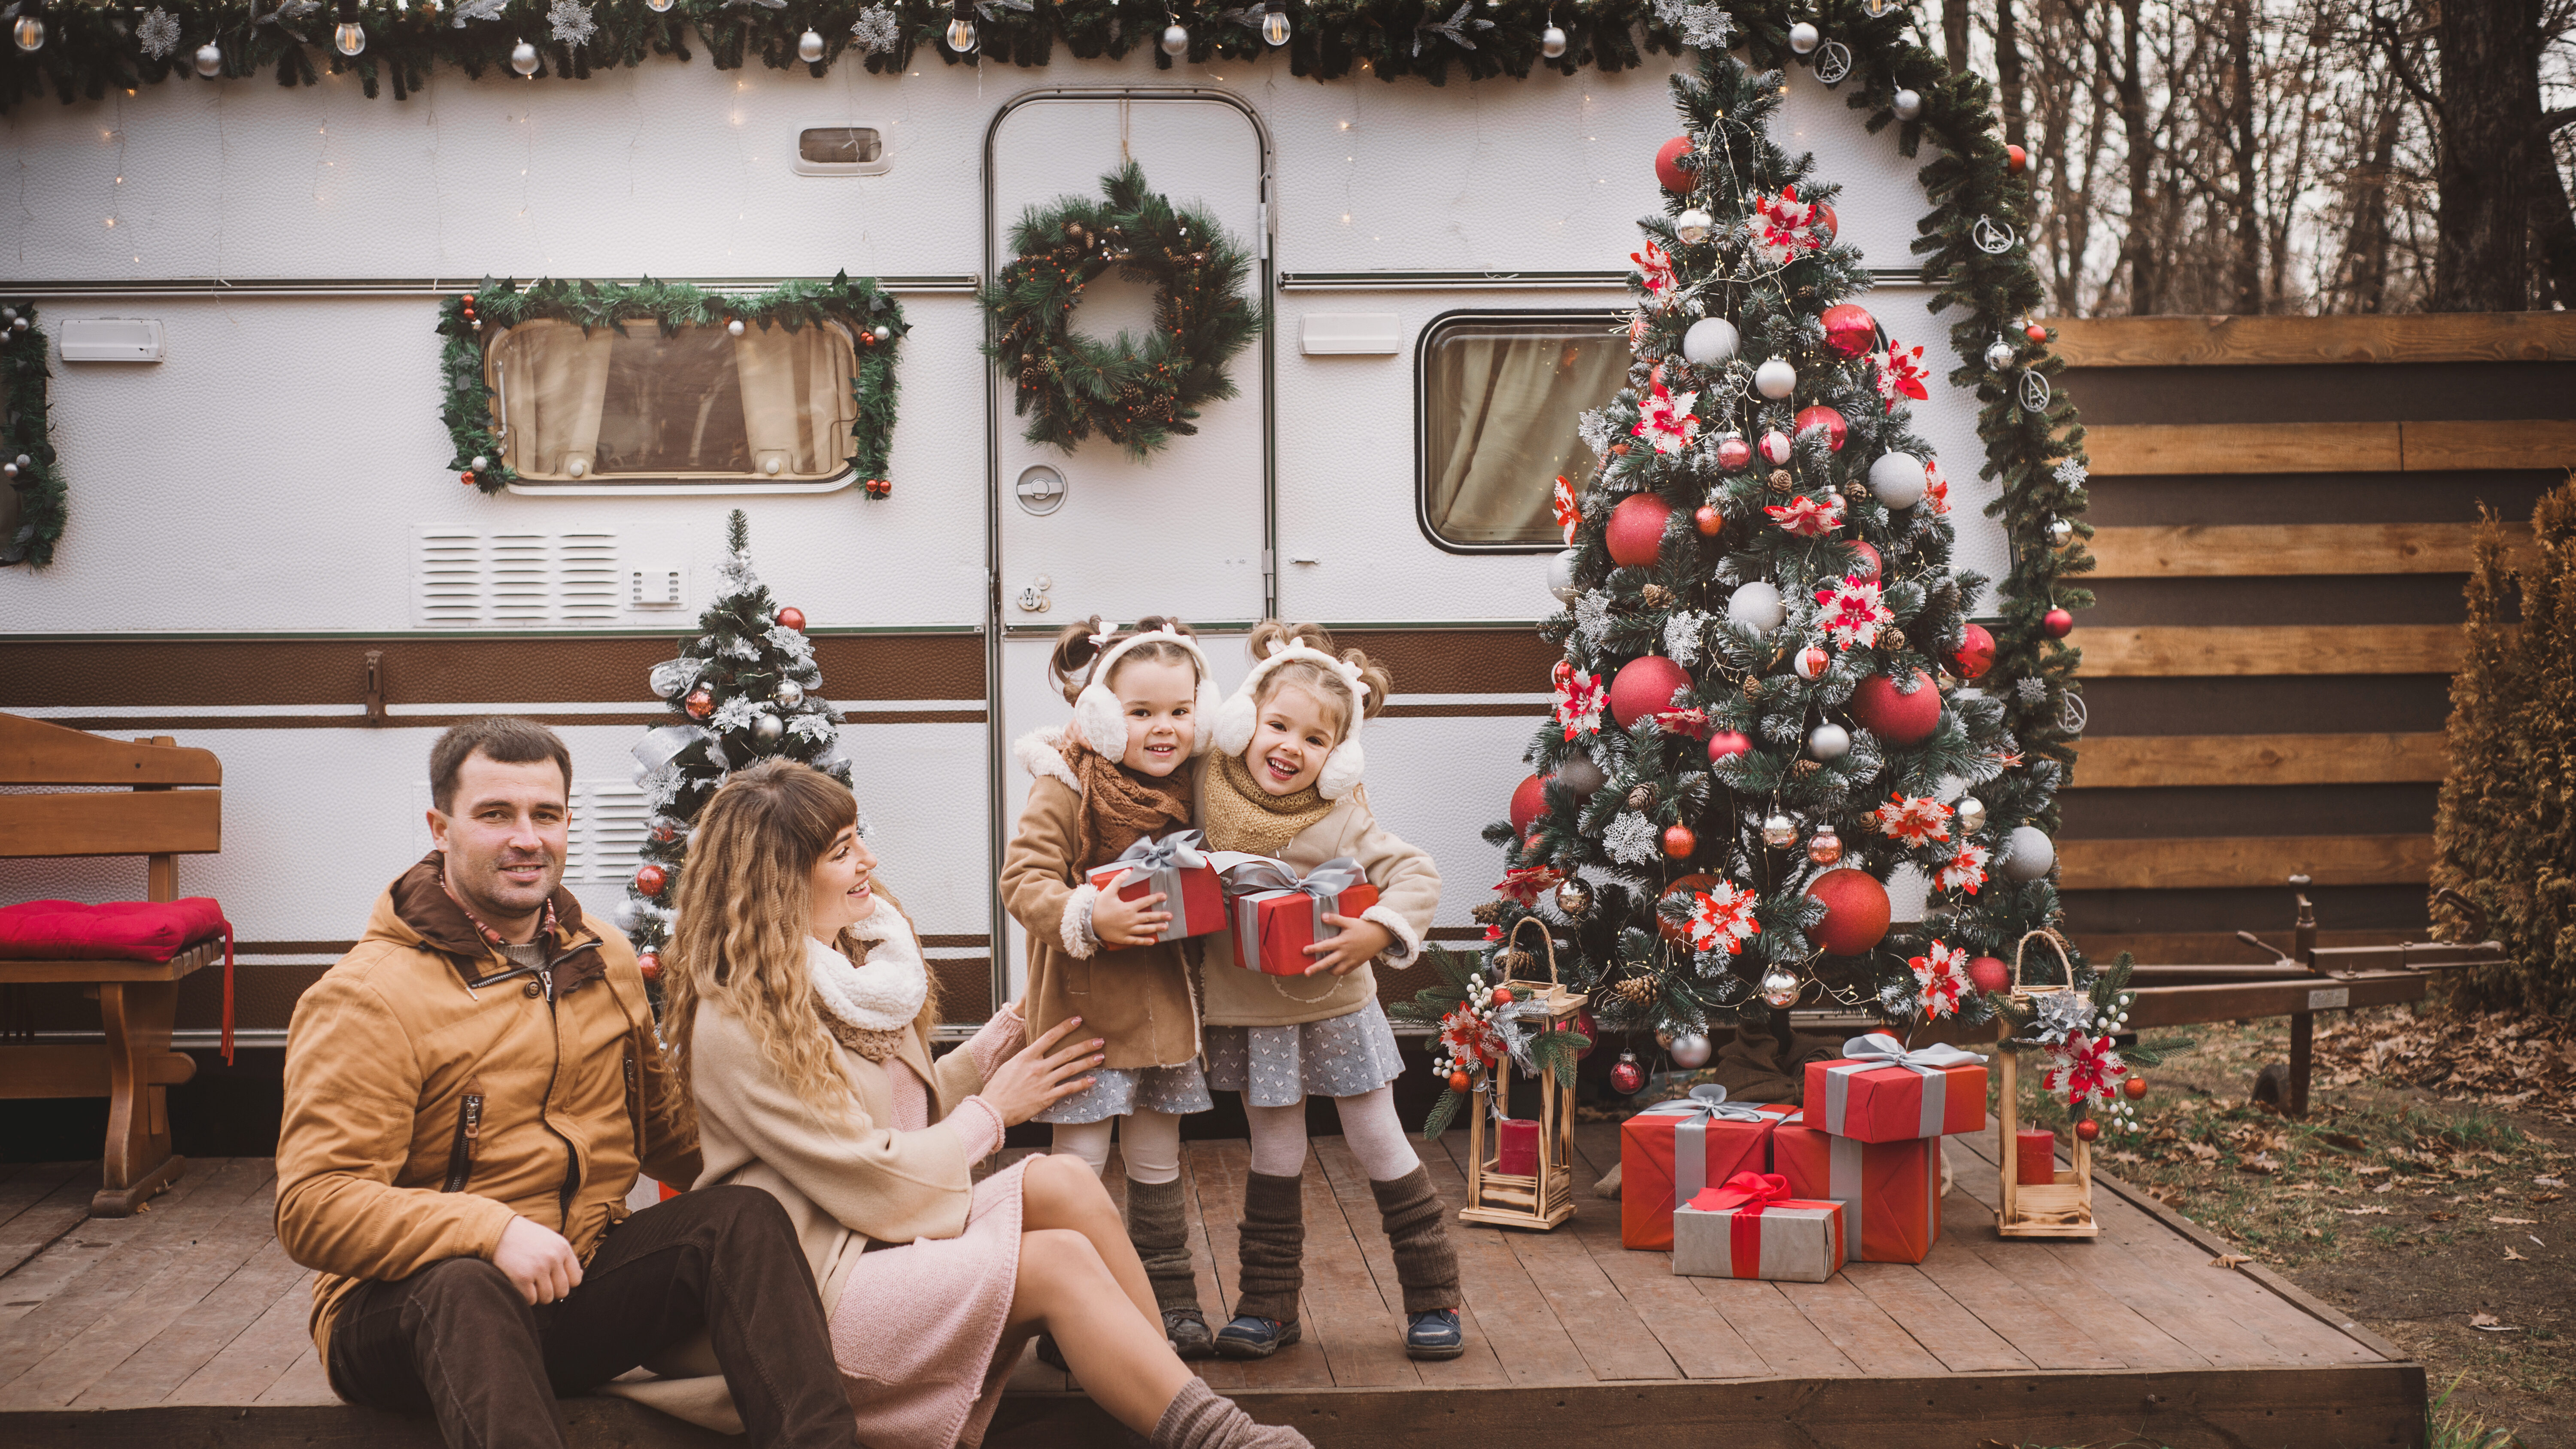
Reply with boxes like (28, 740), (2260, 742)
(1844, 480), (1870, 502)
(1495, 946), (1536, 978)
(1610, 975), (1659, 1006)
(1641, 583), (1675, 608)
(1626, 782), (1658, 811)
(1768, 469), (1794, 493)
(1793, 758), (1823, 777)
(1471, 899), (1508, 925)
(1879, 628), (1906, 650)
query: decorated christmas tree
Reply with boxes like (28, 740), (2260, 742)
(1479, 37), (2093, 1074)
(623, 509), (849, 982)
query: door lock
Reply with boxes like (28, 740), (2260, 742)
(1017, 574), (1054, 613)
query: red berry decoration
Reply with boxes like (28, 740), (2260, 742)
(775, 606), (807, 631)
(1819, 303), (1876, 359)
(634, 864), (668, 897)
(1967, 955), (2010, 994)
(1694, 504), (1723, 536)
(2123, 1076), (2149, 1101)
(1510, 774), (1549, 836)
(684, 686), (715, 720)
(1849, 670), (1944, 747)
(2006, 144), (2028, 173)
(1846, 540), (1882, 581)
(1604, 492), (1675, 568)
(1492, 986), (1516, 1007)
(1654, 135), (1696, 193)
(1607, 653), (1693, 728)
(1706, 730), (1753, 764)
(1793, 405), (1848, 452)
(459, 471), (478, 486)
(1661, 823), (1697, 859)
(2042, 607), (2075, 638)
(637, 950), (661, 982)
(1949, 622), (1996, 680)
(2074, 1118), (2101, 1143)
(1804, 868), (1892, 956)
(1449, 1070), (1473, 1092)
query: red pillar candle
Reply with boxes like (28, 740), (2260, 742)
(2015, 1128), (2058, 1185)
(1497, 1118), (1540, 1177)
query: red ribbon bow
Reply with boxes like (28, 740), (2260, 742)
(1688, 1170), (1790, 1214)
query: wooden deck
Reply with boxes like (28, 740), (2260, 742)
(0, 1127), (2422, 1449)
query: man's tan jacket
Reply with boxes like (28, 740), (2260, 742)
(275, 854), (701, 1367)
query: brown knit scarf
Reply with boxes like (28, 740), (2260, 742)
(1203, 752), (1337, 858)
(1067, 739), (1197, 872)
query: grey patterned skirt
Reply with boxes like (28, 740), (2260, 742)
(1033, 1058), (1215, 1124)
(1203, 999), (1410, 1108)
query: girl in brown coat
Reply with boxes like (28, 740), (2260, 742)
(998, 617), (1224, 1357)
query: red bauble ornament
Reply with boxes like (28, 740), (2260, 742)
(1793, 405), (1848, 452)
(1950, 622), (1996, 680)
(1715, 433), (1753, 471)
(1491, 986), (1516, 1007)
(1449, 1070), (1473, 1092)
(1661, 823), (1698, 859)
(1849, 670), (1943, 747)
(1694, 504), (1723, 536)
(1804, 869), (1892, 956)
(1759, 429), (1793, 465)
(1605, 493), (1675, 568)
(1510, 774), (1549, 836)
(684, 687), (715, 720)
(2006, 144), (2029, 173)
(1657, 874), (1719, 942)
(1706, 730), (1753, 764)
(2024, 322), (2049, 343)
(1847, 540), (1882, 582)
(1610, 1051), (1646, 1095)
(634, 864), (668, 897)
(1814, 202), (1839, 242)
(2042, 607), (2075, 638)
(1794, 645), (1830, 680)
(1655, 135), (1696, 193)
(459, 471), (478, 486)
(637, 950), (661, 982)
(1967, 956), (2009, 994)
(1574, 1007), (1598, 1060)
(2074, 1118), (2101, 1143)
(2122, 1076), (2149, 1101)
(1607, 653), (1693, 728)
(776, 606), (807, 631)
(1820, 303), (1876, 359)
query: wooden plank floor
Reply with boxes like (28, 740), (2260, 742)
(0, 1138), (2423, 1449)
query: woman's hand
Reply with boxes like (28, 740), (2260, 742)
(1090, 886), (1173, 950)
(1303, 916), (1394, 977)
(978, 1016), (1104, 1127)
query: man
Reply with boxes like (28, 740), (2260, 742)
(276, 717), (857, 1449)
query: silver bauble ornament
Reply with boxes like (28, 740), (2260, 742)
(752, 711), (785, 745)
(1787, 20), (1818, 52)
(1868, 450), (1926, 508)
(1955, 795), (1988, 834)
(797, 26), (825, 60)
(1546, 547), (1581, 605)
(1669, 1031), (1712, 1069)
(1160, 21), (1188, 52)
(2000, 824), (2056, 881)
(1762, 812), (1798, 848)
(726, 317), (747, 337)
(1539, 22), (1566, 56)
(1985, 337), (2014, 371)
(1892, 87), (1923, 120)
(194, 40), (222, 75)
(1673, 207), (1713, 245)
(509, 39), (539, 73)
(1759, 968), (1802, 1009)
(1754, 355), (1798, 400)
(0, 463), (14, 479)
(1807, 722), (1851, 760)
(1681, 316), (1740, 367)
(775, 679), (806, 709)
(1553, 877), (1593, 917)
(1556, 756), (1607, 798)
(1725, 580), (1785, 632)
(2047, 516), (2074, 547)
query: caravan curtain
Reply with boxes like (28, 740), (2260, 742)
(487, 319), (617, 479)
(1422, 322), (1629, 546)
(733, 322), (858, 479)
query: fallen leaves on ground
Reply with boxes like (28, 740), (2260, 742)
(2210, 1253), (2252, 1268)
(2314, 1005), (2576, 1123)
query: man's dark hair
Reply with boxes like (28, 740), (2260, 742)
(430, 717), (574, 814)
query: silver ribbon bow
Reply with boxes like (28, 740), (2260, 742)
(1220, 856), (1369, 969)
(1817, 1033), (1988, 1139)
(632, 723), (714, 775)
(1638, 1085), (1789, 1207)
(1105, 829), (1209, 889)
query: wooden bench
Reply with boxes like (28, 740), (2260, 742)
(0, 712), (224, 1216)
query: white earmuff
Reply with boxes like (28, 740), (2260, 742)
(1072, 681), (1128, 758)
(1190, 676), (1223, 756)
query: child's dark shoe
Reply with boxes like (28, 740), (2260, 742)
(1213, 1314), (1301, 1359)
(1164, 1307), (1216, 1360)
(1403, 1308), (1464, 1360)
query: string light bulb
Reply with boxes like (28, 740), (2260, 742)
(945, 0), (976, 52)
(1260, 0), (1287, 45)
(332, 0), (366, 56)
(646, 0), (673, 10)
(12, 0), (46, 52)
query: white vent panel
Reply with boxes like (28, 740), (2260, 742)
(412, 528), (622, 629)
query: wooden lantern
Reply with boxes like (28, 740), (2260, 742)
(1995, 929), (2100, 1238)
(1459, 918), (1588, 1231)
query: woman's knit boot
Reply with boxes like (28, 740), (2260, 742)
(1125, 1176), (1213, 1359)
(1150, 1377), (1312, 1449)
(1370, 1166), (1465, 1360)
(1213, 1170), (1303, 1359)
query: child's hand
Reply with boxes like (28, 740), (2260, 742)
(1091, 886), (1173, 949)
(1303, 915), (1393, 976)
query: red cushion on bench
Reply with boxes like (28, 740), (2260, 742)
(0, 898), (231, 961)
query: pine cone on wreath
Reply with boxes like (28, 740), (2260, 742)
(1641, 583), (1675, 608)
(1768, 469), (1794, 493)
(1472, 899), (1508, 925)
(1626, 783), (1658, 811)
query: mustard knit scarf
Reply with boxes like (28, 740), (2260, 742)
(1203, 752), (1336, 859)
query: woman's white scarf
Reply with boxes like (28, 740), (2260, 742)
(805, 899), (927, 1035)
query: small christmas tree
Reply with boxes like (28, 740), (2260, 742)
(624, 510), (850, 980)
(1483, 44), (2088, 1069)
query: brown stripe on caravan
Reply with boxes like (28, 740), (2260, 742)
(1324, 626), (1558, 697)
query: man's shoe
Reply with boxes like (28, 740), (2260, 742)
(1403, 1308), (1464, 1360)
(1164, 1308), (1217, 1360)
(1212, 1314), (1300, 1359)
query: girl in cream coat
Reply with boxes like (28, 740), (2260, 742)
(653, 759), (1305, 1449)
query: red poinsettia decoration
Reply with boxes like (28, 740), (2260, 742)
(1552, 660), (1606, 741)
(1750, 186), (1826, 267)
(1872, 792), (1953, 846)
(1763, 492), (1844, 537)
(1552, 476), (1581, 544)
(1814, 576), (1892, 651)
(1910, 940), (1968, 1019)
(1648, 706), (1712, 739)
(1632, 383), (1702, 455)
(1687, 881), (1762, 956)
(1440, 1003), (1507, 1071)
(1934, 841), (1990, 896)
(2043, 1030), (2127, 1107)
(1920, 455), (1951, 515)
(1493, 865), (1566, 907)
(1871, 341), (1932, 413)
(1631, 240), (1678, 307)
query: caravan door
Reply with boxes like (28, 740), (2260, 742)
(987, 93), (1272, 996)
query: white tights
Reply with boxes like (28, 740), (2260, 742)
(1245, 1085), (1422, 1182)
(1050, 1109), (1184, 1185)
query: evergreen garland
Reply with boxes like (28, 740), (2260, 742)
(437, 273), (906, 498)
(980, 162), (1262, 462)
(0, 301), (65, 568)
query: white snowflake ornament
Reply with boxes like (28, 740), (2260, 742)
(138, 7), (182, 58)
(850, 3), (899, 51)
(546, 0), (596, 43)
(1603, 811), (1660, 866)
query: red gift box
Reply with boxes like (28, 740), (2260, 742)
(1496, 1117), (1539, 1176)
(1619, 1088), (1798, 1251)
(1222, 857), (1380, 977)
(1083, 830), (1227, 944)
(1771, 1118), (1942, 1264)
(1802, 1032), (1989, 1143)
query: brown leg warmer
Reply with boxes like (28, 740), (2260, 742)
(1125, 1176), (1203, 1315)
(1231, 1170), (1305, 1324)
(1370, 1166), (1461, 1314)
(1150, 1376), (1314, 1449)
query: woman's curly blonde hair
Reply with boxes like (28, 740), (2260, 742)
(662, 759), (934, 1112)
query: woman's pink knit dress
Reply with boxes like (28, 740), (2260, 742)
(829, 1011), (1030, 1449)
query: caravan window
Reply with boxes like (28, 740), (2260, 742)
(1416, 311), (1628, 551)
(484, 318), (859, 487)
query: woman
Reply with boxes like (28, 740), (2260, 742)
(659, 759), (1306, 1449)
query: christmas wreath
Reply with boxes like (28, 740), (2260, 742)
(0, 300), (63, 568)
(980, 161), (1262, 461)
(438, 273), (906, 498)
